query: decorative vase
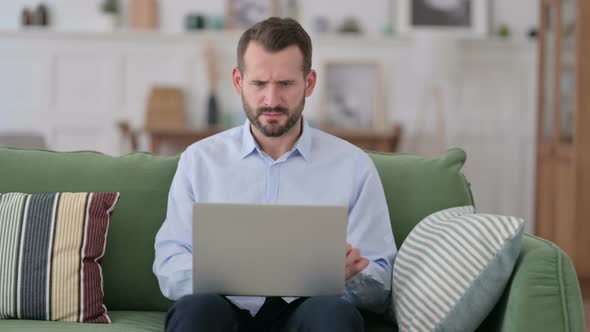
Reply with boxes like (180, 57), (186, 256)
(21, 7), (33, 27)
(207, 94), (219, 127)
(131, 0), (158, 29)
(33, 4), (49, 26)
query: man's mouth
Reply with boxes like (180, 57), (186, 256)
(261, 112), (285, 118)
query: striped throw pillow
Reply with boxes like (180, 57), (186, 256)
(0, 192), (119, 323)
(391, 206), (524, 332)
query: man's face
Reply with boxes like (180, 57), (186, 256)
(232, 42), (317, 137)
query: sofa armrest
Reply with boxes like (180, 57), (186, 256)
(477, 234), (585, 332)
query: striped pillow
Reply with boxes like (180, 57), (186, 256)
(0, 192), (119, 323)
(391, 206), (524, 332)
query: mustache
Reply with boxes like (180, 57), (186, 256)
(257, 107), (288, 115)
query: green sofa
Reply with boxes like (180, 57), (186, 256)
(0, 147), (585, 331)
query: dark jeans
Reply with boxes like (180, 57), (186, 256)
(165, 293), (364, 332)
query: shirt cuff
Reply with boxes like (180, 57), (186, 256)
(343, 261), (391, 313)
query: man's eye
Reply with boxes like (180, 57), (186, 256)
(279, 82), (292, 87)
(252, 82), (265, 87)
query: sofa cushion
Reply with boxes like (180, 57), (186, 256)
(0, 310), (165, 332)
(0, 192), (119, 323)
(368, 148), (474, 247)
(0, 148), (178, 312)
(0, 148), (473, 314)
(391, 206), (525, 332)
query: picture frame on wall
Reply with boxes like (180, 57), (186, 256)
(321, 61), (385, 131)
(397, 0), (489, 36)
(225, 0), (279, 29)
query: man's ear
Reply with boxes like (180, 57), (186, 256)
(232, 67), (243, 96)
(305, 69), (317, 97)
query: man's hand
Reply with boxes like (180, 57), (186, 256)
(345, 243), (369, 281)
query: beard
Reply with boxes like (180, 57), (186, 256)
(243, 95), (305, 137)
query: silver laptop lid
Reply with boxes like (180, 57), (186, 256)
(192, 203), (347, 297)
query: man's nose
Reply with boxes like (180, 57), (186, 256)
(263, 84), (281, 108)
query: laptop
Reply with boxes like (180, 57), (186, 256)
(192, 203), (348, 297)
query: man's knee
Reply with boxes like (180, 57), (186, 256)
(309, 296), (358, 312)
(293, 296), (364, 330)
(173, 293), (229, 315)
(166, 293), (236, 332)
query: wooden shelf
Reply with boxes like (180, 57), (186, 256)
(0, 29), (537, 51)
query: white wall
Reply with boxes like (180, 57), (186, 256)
(0, 30), (538, 233)
(0, 1), (540, 230)
(0, 0), (538, 39)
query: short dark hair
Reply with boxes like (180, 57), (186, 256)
(237, 17), (312, 76)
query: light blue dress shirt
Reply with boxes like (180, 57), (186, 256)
(153, 120), (397, 316)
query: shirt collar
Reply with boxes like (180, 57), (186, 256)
(294, 120), (312, 161)
(239, 120), (258, 159)
(239, 118), (312, 162)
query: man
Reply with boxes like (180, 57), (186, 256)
(153, 17), (397, 332)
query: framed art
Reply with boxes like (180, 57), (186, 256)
(397, 0), (489, 36)
(225, 0), (279, 29)
(321, 61), (385, 131)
